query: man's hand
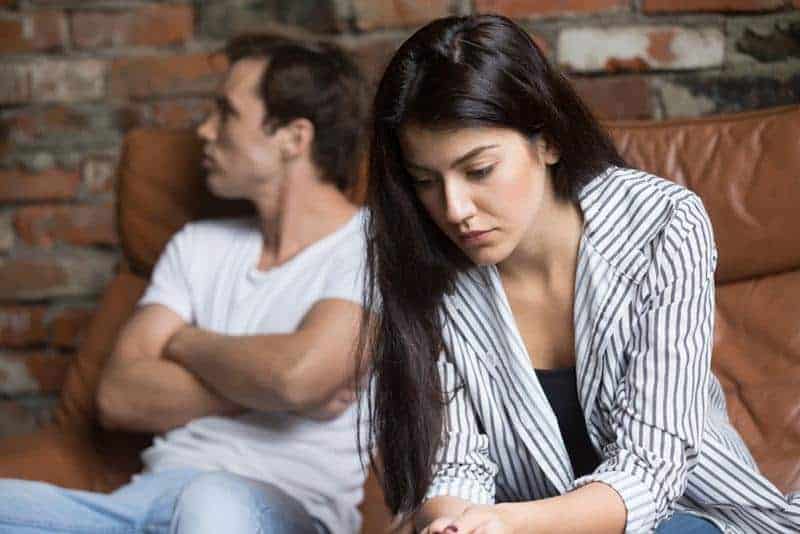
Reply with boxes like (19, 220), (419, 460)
(164, 324), (205, 363)
(96, 304), (243, 434)
(422, 505), (512, 534)
(157, 299), (366, 416)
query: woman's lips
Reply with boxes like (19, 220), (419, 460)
(459, 229), (493, 245)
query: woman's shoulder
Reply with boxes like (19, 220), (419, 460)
(580, 166), (699, 216)
(579, 166), (713, 277)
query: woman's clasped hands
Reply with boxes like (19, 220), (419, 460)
(422, 505), (515, 534)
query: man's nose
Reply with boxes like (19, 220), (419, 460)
(196, 113), (217, 142)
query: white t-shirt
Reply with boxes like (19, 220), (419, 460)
(138, 209), (368, 534)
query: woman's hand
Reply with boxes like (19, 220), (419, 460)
(421, 505), (512, 534)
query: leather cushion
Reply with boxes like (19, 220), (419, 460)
(607, 105), (800, 284)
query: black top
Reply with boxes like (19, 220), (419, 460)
(534, 366), (601, 479)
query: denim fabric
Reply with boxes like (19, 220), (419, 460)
(656, 512), (723, 533)
(0, 469), (326, 534)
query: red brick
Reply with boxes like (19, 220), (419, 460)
(0, 168), (80, 202)
(0, 401), (40, 438)
(344, 35), (403, 86)
(0, 251), (115, 300)
(14, 203), (117, 248)
(72, 4), (193, 50)
(0, 10), (66, 54)
(353, 0), (450, 30)
(2, 105), (90, 146)
(0, 351), (70, 394)
(81, 153), (117, 195)
(0, 63), (30, 104)
(0, 213), (12, 253)
(0, 306), (47, 348)
(24, 352), (70, 392)
(50, 307), (92, 349)
(146, 98), (214, 128)
(643, 0), (784, 13)
(0, 258), (69, 299)
(30, 59), (105, 102)
(572, 76), (653, 120)
(558, 26), (725, 72)
(476, 0), (627, 18)
(109, 53), (223, 99)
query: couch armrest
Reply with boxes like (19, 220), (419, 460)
(0, 423), (146, 493)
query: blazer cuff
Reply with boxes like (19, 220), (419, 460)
(424, 475), (494, 506)
(573, 470), (658, 533)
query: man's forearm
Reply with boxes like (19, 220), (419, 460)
(166, 326), (316, 413)
(97, 357), (241, 434)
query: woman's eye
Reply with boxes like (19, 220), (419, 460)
(466, 165), (494, 179)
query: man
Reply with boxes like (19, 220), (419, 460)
(0, 34), (368, 534)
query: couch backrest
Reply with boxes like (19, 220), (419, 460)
(60, 106), (798, 510)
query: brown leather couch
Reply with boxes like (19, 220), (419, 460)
(0, 104), (797, 533)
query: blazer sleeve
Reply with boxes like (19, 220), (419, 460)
(573, 194), (718, 533)
(424, 335), (499, 505)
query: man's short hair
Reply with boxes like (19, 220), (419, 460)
(223, 33), (367, 193)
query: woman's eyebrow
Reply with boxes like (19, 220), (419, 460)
(406, 144), (499, 173)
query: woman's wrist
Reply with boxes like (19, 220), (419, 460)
(495, 501), (539, 534)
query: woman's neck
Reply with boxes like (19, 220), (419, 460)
(498, 198), (584, 290)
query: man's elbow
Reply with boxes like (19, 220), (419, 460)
(95, 378), (129, 430)
(268, 354), (335, 412)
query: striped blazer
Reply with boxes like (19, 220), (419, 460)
(425, 167), (800, 533)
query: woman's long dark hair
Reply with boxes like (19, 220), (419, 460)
(356, 14), (624, 517)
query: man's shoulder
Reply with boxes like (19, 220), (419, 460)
(171, 217), (257, 249)
(181, 217), (257, 238)
(306, 208), (367, 264)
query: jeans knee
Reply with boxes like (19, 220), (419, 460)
(170, 472), (316, 534)
(176, 472), (254, 515)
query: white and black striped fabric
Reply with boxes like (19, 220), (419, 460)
(425, 167), (800, 533)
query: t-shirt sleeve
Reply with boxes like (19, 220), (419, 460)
(138, 224), (195, 323)
(318, 233), (366, 305)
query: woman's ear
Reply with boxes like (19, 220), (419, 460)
(279, 118), (315, 160)
(539, 135), (560, 165)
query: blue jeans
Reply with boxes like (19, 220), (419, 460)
(656, 512), (723, 533)
(0, 469), (326, 534)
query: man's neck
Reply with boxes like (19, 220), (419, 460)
(250, 169), (358, 271)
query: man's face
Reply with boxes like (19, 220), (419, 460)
(197, 58), (284, 199)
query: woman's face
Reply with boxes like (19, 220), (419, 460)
(399, 124), (560, 266)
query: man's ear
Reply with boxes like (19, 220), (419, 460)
(279, 118), (315, 160)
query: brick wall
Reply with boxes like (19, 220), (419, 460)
(0, 0), (798, 437)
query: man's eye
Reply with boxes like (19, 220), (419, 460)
(215, 98), (231, 118)
(466, 165), (494, 180)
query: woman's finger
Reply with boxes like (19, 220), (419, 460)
(424, 516), (458, 534)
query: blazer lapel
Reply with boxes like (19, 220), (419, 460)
(446, 267), (575, 493)
(574, 167), (674, 445)
(573, 236), (637, 446)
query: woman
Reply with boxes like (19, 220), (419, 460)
(358, 14), (800, 534)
